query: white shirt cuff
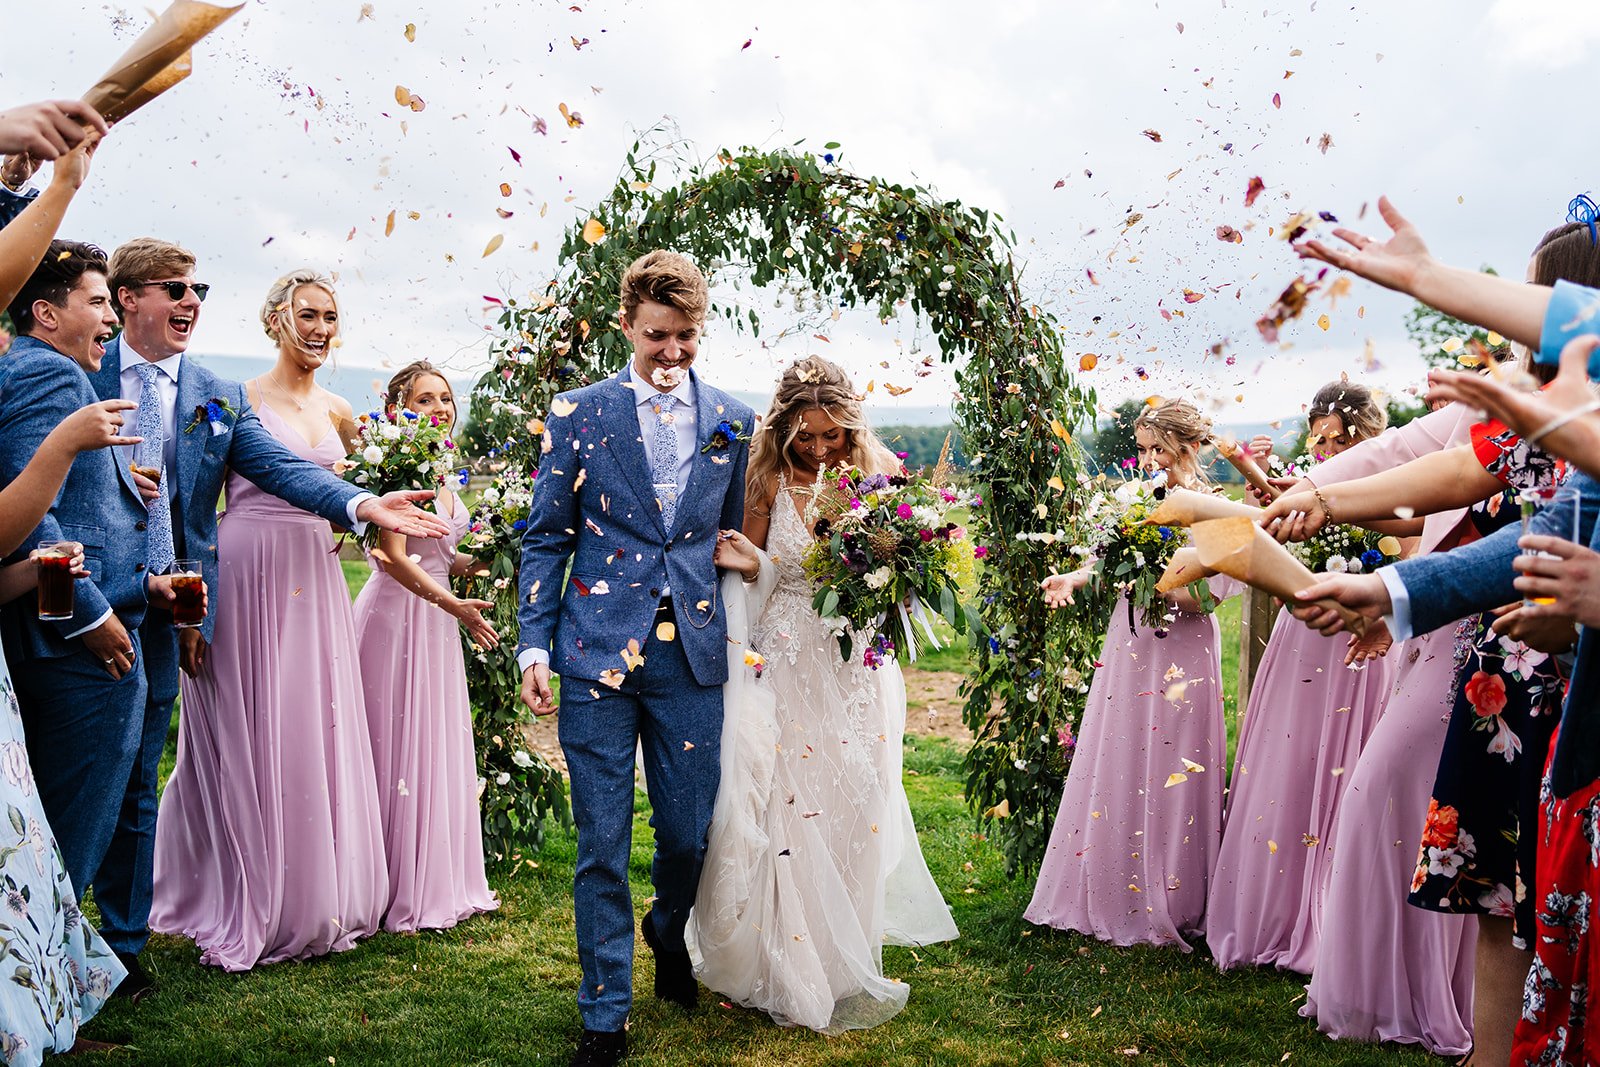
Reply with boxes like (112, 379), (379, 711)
(346, 492), (375, 534)
(1377, 566), (1413, 643)
(63, 607), (113, 641)
(517, 647), (550, 673)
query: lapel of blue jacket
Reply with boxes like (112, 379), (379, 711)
(675, 371), (722, 527)
(91, 337), (142, 500)
(174, 358), (211, 507)
(596, 373), (667, 539)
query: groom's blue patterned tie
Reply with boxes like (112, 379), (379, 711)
(134, 362), (176, 574)
(650, 394), (679, 531)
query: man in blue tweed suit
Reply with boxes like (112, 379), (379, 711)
(516, 251), (757, 1067)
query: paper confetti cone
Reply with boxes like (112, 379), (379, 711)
(1215, 438), (1280, 500)
(1154, 547), (1218, 595)
(83, 1), (243, 124)
(1189, 516), (1368, 636)
(1145, 487), (1260, 528)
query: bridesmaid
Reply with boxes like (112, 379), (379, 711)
(1027, 398), (1235, 950)
(150, 269), (388, 970)
(353, 362), (499, 933)
(1206, 380), (1396, 974)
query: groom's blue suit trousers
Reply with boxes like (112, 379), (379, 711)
(558, 613), (723, 1033)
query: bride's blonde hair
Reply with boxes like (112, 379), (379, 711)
(747, 355), (899, 513)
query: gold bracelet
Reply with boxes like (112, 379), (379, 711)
(1311, 487), (1335, 526)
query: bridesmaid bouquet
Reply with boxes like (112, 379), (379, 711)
(1288, 524), (1403, 574)
(1071, 472), (1188, 628)
(338, 410), (460, 547)
(799, 464), (980, 667)
(460, 467), (535, 564)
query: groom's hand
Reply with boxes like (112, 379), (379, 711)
(521, 663), (556, 717)
(357, 491), (452, 539)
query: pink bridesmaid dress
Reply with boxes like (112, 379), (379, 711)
(352, 499), (498, 933)
(1296, 402), (1478, 1055)
(1205, 609), (1393, 973)
(150, 403), (388, 971)
(1025, 585), (1233, 950)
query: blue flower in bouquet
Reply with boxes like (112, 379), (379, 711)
(456, 468), (470, 487)
(402, 410), (419, 420)
(859, 472), (891, 493)
(1158, 526), (1174, 541)
(1361, 548), (1384, 568)
(513, 519), (527, 532)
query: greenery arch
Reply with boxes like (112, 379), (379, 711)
(469, 142), (1107, 876)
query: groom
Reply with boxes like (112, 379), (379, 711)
(517, 250), (755, 1067)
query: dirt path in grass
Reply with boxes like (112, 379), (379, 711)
(522, 668), (973, 777)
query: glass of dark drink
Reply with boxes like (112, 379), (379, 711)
(129, 461), (161, 484)
(35, 542), (76, 621)
(168, 559), (206, 629)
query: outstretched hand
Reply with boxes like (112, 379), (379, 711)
(1427, 336), (1600, 479)
(452, 597), (501, 650)
(358, 490), (453, 539)
(0, 100), (108, 161)
(1288, 572), (1391, 636)
(1041, 568), (1093, 609)
(1343, 620), (1393, 666)
(1295, 196), (1433, 298)
(1259, 489), (1329, 543)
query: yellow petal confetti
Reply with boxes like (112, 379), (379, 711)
(985, 798), (1011, 819)
(559, 102), (584, 128)
(621, 638), (645, 671)
(549, 398), (578, 418)
(683, 741), (695, 751)
(404, 22), (416, 42)
(394, 85), (412, 107)
(1164, 681), (1189, 702)
(384, 210), (396, 236)
(1047, 476), (1066, 493)
(1487, 331), (1505, 346)
(1316, 314), (1331, 331)
(1377, 535), (1403, 556)
(482, 234), (504, 258)
(656, 621), (677, 642)
(598, 669), (625, 689)
(1440, 336), (1464, 354)
(581, 218), (606, 245)
(1180, 757), (1206, 773)
(1164, 772), (1189, 788)
(1050, 417), (1072, 441)
(1268, 839), (1279, 854)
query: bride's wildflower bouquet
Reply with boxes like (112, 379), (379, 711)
(1069, 471), (1188, 629)
(338, 409), (460, 547)
(800, 463), (980, 667)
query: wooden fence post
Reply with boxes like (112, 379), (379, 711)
(1236, 586), (1276, 720)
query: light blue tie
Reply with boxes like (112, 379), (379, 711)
(134, 362), (176, 573)
(650, 394), (679, 531)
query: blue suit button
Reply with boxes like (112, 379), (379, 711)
(135, 521), (147, 532)
(649, 587), (660, 597)
(135, 563), (146, 572)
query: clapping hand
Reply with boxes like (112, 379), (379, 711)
(1513, 534), (1600, 629)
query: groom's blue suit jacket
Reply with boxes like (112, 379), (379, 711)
(85, 336), (366, 643)
(1392, 471), (1600, 796)
(517, 370), (752, 687)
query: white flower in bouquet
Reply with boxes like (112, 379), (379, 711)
(1326, 555), (1347, 573)
(864, 566), (894, 591)
(362, 444), (384, 464)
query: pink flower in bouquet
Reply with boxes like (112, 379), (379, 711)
(948, 525), (966, 541)
(896, 503), (913, 519)
(973, 545), (988, 559)
(941, 489), (958, 503)
(918, 529), (933, 542)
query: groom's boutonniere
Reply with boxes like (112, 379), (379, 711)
(700, 418), (749, 456)
(184, 397), (236, 436)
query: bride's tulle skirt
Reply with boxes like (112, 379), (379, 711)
(687, 569), (958, 1034)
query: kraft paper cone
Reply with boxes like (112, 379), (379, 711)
(329, 410), (361, 456)
(83, 1), (242, 124)
(1216, 437), (1280, 500)
(1145, 487), (1260, 528)
(1154, 547), (1218, 595)
(1190, 516), (1368, 636)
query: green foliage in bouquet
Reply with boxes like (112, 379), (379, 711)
(1070, 475), (1187, 631)
(339, 410), (457, 548)
(798, 464), (981, 667)
(466, 134), (1099, 878)
(456, 467), (570, 865)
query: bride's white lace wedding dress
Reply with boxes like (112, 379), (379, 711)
(686, 480), (958, 1034)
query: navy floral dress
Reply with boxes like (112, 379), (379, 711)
(1405, 421), (1568, 948)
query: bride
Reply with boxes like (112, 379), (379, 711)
(689, 355), (958, 1034)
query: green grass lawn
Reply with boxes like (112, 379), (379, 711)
(86, 736), (1430, 1066)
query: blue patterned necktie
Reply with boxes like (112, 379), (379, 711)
(134, 362), (176, 573)
(650, 393), (679, 531)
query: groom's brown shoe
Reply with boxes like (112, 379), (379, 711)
(640, 912), (698, 1010)
(570, 1028), (626, 1067)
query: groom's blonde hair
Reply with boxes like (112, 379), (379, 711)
(619, 251), (708, 324)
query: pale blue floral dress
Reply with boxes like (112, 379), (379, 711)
(0, 651), (123, 1064)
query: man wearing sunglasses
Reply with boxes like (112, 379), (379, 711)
(81, 237), (451, 999)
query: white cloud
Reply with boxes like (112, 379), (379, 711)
(1485, 0), (1600, 67)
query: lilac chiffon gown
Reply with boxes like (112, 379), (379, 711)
(1295, 405), (1479, 1056)
(1205, 609), (1393, 974)
(352, 501), (498, 933)
(1025, 584), (1233, 950)
(150, 403), (388, 971)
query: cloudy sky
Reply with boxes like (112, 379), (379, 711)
(5, 0), (1594, 431)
